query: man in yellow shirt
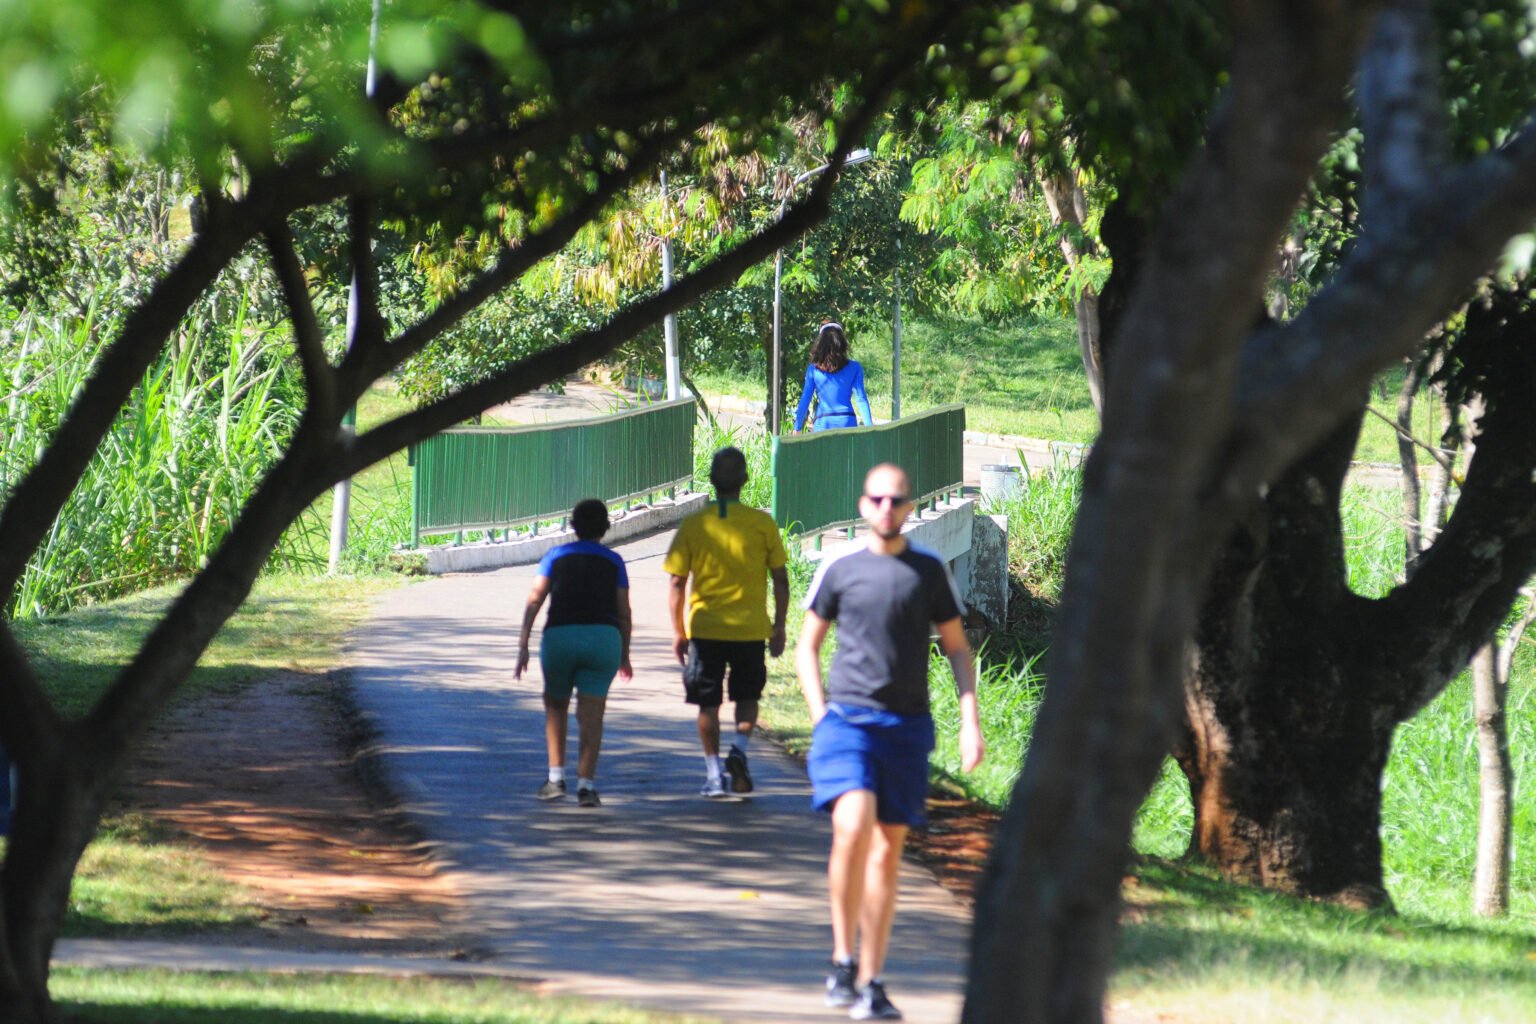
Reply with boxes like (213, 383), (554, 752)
(664, 447), (790, 798)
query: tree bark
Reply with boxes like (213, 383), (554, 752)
(966, 3), (1536, 1018)
(965, 7), (1373, 1020)
(1039, 169), (1104, 413)
(0, 728), (108, 1024)
(1471, 642), (1511, 917)
(1396, 354), (1425, 559)
(1182, 414), (1396, 906)
(1180, 292), (1536, 906)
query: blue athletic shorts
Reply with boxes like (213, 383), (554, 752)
(539, 624), (622, 700)
(808, 703), (935, 827)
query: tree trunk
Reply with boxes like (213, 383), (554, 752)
(0, 731), (108, 1024)
(1180, 414), (1396, 906)
(1039, 169), (1104, 412)
(1421, 366), (1454, 548)
(1396, 354), (1424, 560)
(1471, 642), (1511, 917)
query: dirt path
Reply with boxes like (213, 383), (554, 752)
(119, 671), (468, 955)
(119, 669), (1000, 955)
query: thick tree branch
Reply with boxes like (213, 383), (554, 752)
(0, 626), (64, 765)
(1233, 124), (1536, 490)
(262, 220), (337, 424)
(1370, 396), (1536, 715)
(965, 4), (1378, 1021)
(346, 194), (833, 469)
(337, 127), (689, 403)
(345, 194), (386, 364)
(1357, 0), (1446, 226)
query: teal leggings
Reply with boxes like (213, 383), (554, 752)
(540, 624), (622, 699)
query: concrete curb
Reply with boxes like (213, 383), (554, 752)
(962, 430), (1087, 457)
(413, 493), (708, 574)
(52, 939), (534, 981)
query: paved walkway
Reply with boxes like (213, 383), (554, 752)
(343, 528), (972, 1022)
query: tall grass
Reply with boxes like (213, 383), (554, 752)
(1, 307), (300, 618)
(691, 417), (774, 508)
(984, 452), (1083, 605)
(1330, 484), (1536, 918)
(952, 463), (1536, 920)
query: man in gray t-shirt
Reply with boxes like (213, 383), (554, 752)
(804, 545), (965, 716)
(796, 463), (985, 1021)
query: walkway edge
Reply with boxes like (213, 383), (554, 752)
(413, 493), (708, 574)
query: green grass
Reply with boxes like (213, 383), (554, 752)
(286, 386), (420, 571)
(756, 461), (1536, 1020)
(67, 816), (255, 936)
(690, 420), (774, 509)
(11, 572), (409, 934)
(15, 574), (403, 717)
(52, 970), (713, 1024)
(1112, 858), (1536, 1023)
(691, 311), (1100, 442)
(689, 310), (1438, 465)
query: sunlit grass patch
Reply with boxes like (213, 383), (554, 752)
(53, 970), (715, 1024)
(14, 572), (409, 935)
(1114, 858), (1536, 1023)
(67, 816), (258, 934)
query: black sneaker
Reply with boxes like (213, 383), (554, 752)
(577, 786), (601, 808)
(724, 747), (753, 793)
(849, 979), (901, 1020)
(536, 779), (566, 801)
(825, 959), (859, 1008)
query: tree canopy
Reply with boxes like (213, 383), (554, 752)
(6, 5), (1536, 1024)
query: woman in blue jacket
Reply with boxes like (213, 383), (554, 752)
(793, 322), (874, 432)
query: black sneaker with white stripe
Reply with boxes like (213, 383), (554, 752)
(825, 959), (858, 1007)
(849, 979), (902, 1020)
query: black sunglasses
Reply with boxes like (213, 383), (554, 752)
(863, 494), (911, 508)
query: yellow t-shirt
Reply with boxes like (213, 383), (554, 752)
(663, 500), (788, 641)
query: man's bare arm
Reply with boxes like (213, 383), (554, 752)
(796, 611), (833, 723)
(769, 566), (790, 657)
(936, 617), (985, 772)
(668, 574), (690, 665)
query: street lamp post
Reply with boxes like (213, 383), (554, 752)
(770, 148), (872, 434)
(328, 0), (381, 573)
(892, 235), (902, 421)
(660, 170), (681, 401)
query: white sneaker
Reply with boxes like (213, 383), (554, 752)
(700, 775), (728, 798)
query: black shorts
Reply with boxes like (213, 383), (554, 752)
(683, 639), (767, 707)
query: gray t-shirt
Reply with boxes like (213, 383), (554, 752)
(804, 544), (964, 716)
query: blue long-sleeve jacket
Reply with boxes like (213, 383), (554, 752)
(792, 361), (873, 432)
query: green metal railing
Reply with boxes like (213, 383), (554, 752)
(770, 404), (965, 535)
(410, 398), (695, 545)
